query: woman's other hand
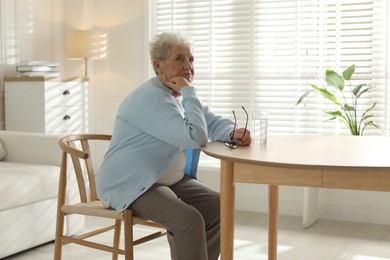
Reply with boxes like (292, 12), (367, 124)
(232, 128), (251, 146)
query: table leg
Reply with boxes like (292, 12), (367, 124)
(268, 185), (279, 260)
(220, 160), (235, 260)
(303, 187), (319, 228)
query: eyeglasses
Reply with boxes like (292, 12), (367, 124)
(225, 106), (248, 149)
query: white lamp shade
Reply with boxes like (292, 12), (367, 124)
(66, 30), (107, 60)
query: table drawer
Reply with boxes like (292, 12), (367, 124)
(234, 163), (323, 187)
(323, 170), (390, 192)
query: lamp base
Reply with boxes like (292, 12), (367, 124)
(84, 58), (89, 80)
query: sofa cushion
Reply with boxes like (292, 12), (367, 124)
(0, 142), (6, 160)
(0, 162), (60, 211)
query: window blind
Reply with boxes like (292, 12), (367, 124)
(149, 0), (389, 137)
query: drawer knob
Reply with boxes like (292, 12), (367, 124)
(62, 90), (71, 95)
(63, 115), (71, 120)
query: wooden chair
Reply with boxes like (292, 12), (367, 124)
(54, 134), (166, 260)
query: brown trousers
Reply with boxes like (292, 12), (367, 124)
(130, 175), (220, 260)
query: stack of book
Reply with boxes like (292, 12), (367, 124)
(16, 61), (60, 77)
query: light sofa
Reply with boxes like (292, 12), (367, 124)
(0, 130), (83, 258)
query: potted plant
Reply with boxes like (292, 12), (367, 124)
(296, 64), (381, 135)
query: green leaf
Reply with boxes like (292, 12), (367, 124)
(323, 110), (347, 123)
(323, 110), (342, 118)
(361, 120), (382, 135)
(342, 64), (355, 80)
(343, 104), (355, 111)
(362, 102), (377, 116)
(356, 85), (375, 99)
(361, 114), (375, 121)
(326, 69), (344, 91)
(296, 89), (313, 105)
(352, 83), (366, 96)
(310, 84), (341, 106)
(369, 121), (382, 131)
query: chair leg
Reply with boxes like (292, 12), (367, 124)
(54, 211), (65, 260)
(112, 219), (122, 260)
(123, 210), (134, 260)
(54, 152), (68, 260)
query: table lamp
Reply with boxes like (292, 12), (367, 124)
(66, 30), (107, 78)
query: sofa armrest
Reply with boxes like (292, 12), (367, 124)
(0, 130), (63, 167)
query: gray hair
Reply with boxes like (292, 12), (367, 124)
(149, 32), (193, 63)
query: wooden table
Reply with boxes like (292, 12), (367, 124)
(201, 135), (390, 260)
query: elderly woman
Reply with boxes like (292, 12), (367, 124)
(96, 32), (251, 260)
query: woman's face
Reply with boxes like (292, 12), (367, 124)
(154, 44), (195, 85)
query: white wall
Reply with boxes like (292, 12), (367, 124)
(62, 0), (150, 136)
(0, 0), (65, 129)
(1, 0), (390, 226)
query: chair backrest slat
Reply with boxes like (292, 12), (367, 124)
(69, 142), (88, 202)
(81, 139), (98, 201)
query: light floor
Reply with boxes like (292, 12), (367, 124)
(4, 210), (390, 260)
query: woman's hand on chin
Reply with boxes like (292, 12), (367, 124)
(165, 76), (191, 92)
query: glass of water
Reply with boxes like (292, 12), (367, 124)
(252, 109), (268, 144)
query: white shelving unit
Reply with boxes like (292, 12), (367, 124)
(4, 76), (88, 134)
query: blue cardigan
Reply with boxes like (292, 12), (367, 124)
(96, 76), (234, 213)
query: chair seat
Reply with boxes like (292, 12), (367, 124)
(62, 201), (149, 225)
